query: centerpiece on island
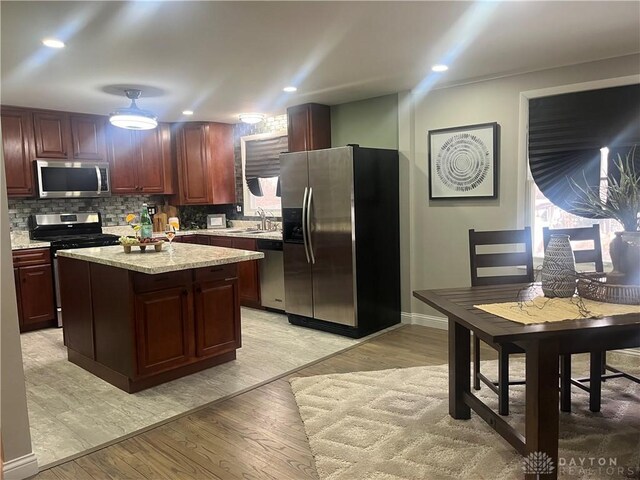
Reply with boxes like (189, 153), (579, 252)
(119, 213), (164, 253)
(572, 146), (640, 286)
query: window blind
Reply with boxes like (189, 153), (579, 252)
(528, 84), (640, 216)
(245, 134), (288, 196)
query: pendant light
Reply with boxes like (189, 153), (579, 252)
(239, 113), (265, 124)
(109, 89), (158, 130)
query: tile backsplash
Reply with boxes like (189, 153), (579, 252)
(8, 195), (165, 230)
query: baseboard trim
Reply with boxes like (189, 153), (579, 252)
(3, 453), (38, 480)
(401, 312), (448, 330)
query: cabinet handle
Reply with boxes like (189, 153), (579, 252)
(195, 286), (202, 293)
(182, 289), (189, 296)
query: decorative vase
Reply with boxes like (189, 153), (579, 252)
(542, 234), (577, 298)
(610, 231), (640, 286)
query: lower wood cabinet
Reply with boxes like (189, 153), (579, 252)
(13, 248), (56, 332)
(194, 278), (240, 357)
(59, 257), (241, 392)
(207, 236), (261, 308)
(134, 286), (193, 376)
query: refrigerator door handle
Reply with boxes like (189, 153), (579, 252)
(301, 187), (311, 263)
(307, 187), (316, 264)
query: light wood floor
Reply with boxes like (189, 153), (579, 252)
(34, 325), (497, 480)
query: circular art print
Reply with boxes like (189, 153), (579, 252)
(429, 123), (498, 199)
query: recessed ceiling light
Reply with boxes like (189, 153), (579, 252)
(182, 110), (194, 116)
(283, 86), (297, 93)
(42, 38), (65, 49)
(239, 113), (265, 124)
(431, 64), (448, 73)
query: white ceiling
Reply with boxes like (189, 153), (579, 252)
(1, 1), (639, 124)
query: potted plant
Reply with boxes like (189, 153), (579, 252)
(571, 146), (640, 285)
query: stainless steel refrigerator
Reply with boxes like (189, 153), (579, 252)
(280, 145), (400, 338)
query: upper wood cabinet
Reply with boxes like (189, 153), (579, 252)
(1, 107), (35, 196)
(107, 123), (174, 194)
(175, 122), (235, 205)
(33, 110), (107, 161)
(70, 114), (107, 160)
(33, 111), (70, 158)
(287, 103), (331, 152)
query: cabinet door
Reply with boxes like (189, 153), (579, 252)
(137, 129), (165, 193)
(209, 123), (236, 204)
(194, 278), (240, 357)
(286, 104), (331, 153)
(209, 236), (234, 248)
(232, 238), (261, 307)
(176, 123), (212, 204)
(107, 125), (139, 194)
(70, 114), (106, 160)
(18, 264), (55, 327)
(33, 111), (70, 158)
(1, 108), (35, 196)
(134, 287), (193, 376)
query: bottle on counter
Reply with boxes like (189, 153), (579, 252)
(140, 203), (153, 239)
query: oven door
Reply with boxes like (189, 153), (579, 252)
(36, 160), (111, 198)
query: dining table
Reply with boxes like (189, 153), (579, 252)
(413, 283), (640, 480)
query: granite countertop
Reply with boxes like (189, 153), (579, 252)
(57, 243), (264, 274)
(179, 229), (282, 241)
(11, 225), (282, 251)
(10, 231), (50, 250)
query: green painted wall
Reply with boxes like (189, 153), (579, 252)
(330, 94), (398, 149)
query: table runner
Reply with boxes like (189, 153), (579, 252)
(475, 296), (640, 325)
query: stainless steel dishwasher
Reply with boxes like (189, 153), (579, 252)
(257, 239), (286, 311)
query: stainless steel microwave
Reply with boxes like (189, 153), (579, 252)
(36, 160), (111, 198)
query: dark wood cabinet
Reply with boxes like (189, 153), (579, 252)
(59, 257), (241, 392)
(231, 238), (261, 308)
(134, 287), (193, 375)
(174, 235), (198, 244)
(34, 110), (110, 161)
(175, 122), (235, 205)
(12, 248), (56, 332)
(33, 111), (70, 158)
(202, 236), (260, 307)
(1, 107), (35, 197)
(194, 278), (240, 358)
(70, 114), (107, 160)
(287, 103), (331, 152)
(107, 123), (172, 194)
(206, 236), (233, 248)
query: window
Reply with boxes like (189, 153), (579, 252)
(530, 148), (619, 263)
(527, 84), (640, 264)
(241, 132), (287, 216)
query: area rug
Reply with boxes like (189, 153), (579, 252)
(290, 358), (640, 480)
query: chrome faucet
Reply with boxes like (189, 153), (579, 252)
(256, 207), (267, 230)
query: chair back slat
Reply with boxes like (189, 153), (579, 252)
(475, 252), (531, 268)
(469, 227), (534, 287)
(543, 224), (603, 272)
(473, 274), (535, 286)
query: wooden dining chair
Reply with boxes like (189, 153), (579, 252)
(543, 224), (639, 412)
(468, 227), (534, 415)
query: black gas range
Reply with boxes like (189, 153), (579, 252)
(29, 213), (120, 252)
(29, 212), (120, 326)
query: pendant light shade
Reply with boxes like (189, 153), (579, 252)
(109, 89), (158, 130)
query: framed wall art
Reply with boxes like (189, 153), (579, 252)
(428, 122), (499, 200)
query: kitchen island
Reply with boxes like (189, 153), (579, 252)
(57, 244), (263, 392)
